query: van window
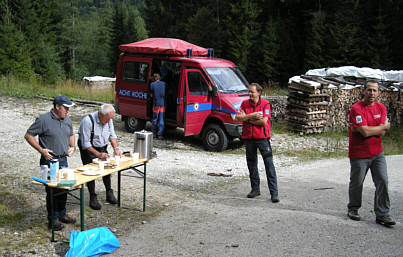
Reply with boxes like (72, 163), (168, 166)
(205, 67), (248, 93)
(187, 71), (209, 96)
(123, 61), (149, 83)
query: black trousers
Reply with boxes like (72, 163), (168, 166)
(79, 146), (111, 195)
(41, 156), (68, 221)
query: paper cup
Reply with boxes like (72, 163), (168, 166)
(66, 169), (74, 180)
(132, 152), (139, 162)
(99, 161), (104, 174)
(115, 155), (121, 166)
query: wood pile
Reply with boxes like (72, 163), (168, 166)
(286, 75), (403, 134)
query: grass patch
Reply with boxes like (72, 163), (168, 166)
(282, 148), (347, 162)
(262, 82), (288, 96)
(271, 121), (288, 134)
(382, 127), (403, 155)
(0, 75), (115, 103)
(0, 191), (26, 227)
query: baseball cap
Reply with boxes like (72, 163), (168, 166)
(53, 95), (75, 108)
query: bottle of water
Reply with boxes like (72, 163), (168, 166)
(40, 165), (48, 180)
(49, 159), (59, 184)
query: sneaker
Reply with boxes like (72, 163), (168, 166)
(247, 191), (261, 198)
(271, 195), (280, 203)
(347, 210), (361, 221)
(59, 215), (76, 224)
(90, 194), (102, 210)
(376, 215), (396, 226)
(106, 189), (117, 204)
(158, 136), (164, 140)
(48, 220), (64, 231)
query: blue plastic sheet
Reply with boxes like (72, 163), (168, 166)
(65, 227), (120, 257)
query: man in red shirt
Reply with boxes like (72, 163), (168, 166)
(347, 80), (395, 226)
(235, 83), (279, 202)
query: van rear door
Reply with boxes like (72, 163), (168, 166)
(182, 69), (212, 136)
(117, 56), (152, 120)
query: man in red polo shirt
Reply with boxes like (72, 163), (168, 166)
(347, 80), (395, 226)
(235, 83), (279, 202)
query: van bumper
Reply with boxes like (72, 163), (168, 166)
(224, 123), (242, 138)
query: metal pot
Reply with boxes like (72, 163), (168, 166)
(133, 130), (153, 159)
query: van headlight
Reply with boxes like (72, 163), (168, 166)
(237, 125), (243, 135)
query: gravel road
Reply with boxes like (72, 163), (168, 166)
(0, 96), (401, 257)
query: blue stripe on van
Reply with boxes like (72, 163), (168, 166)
(186, 103), (239, 114)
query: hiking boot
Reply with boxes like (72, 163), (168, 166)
(106, 189), (117, 204)
(89, 194), (102, 210)
(271, 195), (280, 203)
(347, 210), (361, 221)
(48, 220), (64, 231)
(247, 190), (261, 198)
(376, 215), (396, 226)
(59, 215), (76, 224)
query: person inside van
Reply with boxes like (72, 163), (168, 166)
(150, 72), (166, 140)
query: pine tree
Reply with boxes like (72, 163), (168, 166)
(325, 1), (361, 67)
(304, 10), (327, 70)
(186, 6), (223, 55)
(0, 0), (33, 79)
(223, 0), (259, 73)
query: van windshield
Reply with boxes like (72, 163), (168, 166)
(205, 67), (249, 93)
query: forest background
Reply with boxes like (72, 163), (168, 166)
(1, 0), (402, 87)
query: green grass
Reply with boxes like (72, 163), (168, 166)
(261, 81), (288, 96)
(0, 75), (115, 103)
(382, 127), (403, 155)
(282, 148), (348, 161)
(0, 190), (26, 227)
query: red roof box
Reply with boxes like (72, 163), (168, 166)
(119, 38), (208, 56)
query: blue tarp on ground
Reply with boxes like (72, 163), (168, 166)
(65, 227), (120, 257)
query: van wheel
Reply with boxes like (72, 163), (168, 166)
(202, 124), (228, 152)
(124, 116), (146, 133)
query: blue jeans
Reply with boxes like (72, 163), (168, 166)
(348, 152), (390, 217)
(41, 157), (68, 221)
(152, 111), (165, 137)
(244, 139), (278, 196)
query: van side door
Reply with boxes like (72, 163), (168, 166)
(183, 69), (212, 136)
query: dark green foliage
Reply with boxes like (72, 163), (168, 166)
(304, 10), (327, 71)
(187, 7), (224, 56)
(0, 0), (402, 85)
(0, 2), (33, 79)
(223, 0), (259, 73)
(111, 2), (148, 72)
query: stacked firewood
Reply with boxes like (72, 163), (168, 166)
(287, 75), (403, 134)
(286, 76), (331, 133)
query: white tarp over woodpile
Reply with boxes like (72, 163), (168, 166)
(306, 66), (403, 82)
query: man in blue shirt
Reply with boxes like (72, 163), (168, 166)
(78, 104), (122, 210)
(150, 73), (166, 139)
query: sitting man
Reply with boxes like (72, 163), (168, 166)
(78, 104), (122, 210)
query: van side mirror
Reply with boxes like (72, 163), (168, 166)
(209, 85), (217, 97)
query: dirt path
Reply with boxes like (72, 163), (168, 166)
(112, 156), (403, 257)
(0, 96), (401, 256)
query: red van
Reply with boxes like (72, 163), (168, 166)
(115, 38), (249, 151)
